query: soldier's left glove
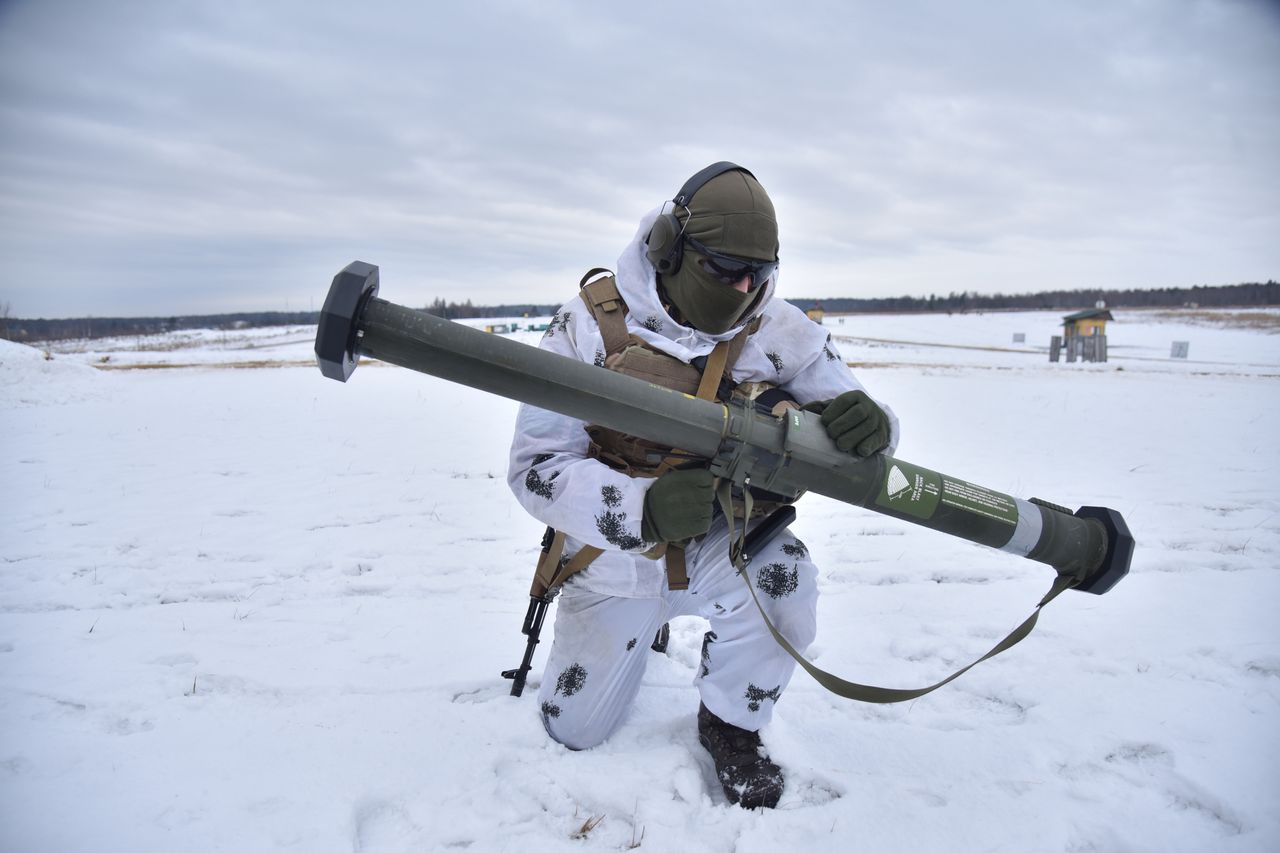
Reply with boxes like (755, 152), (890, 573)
(805, 390), (890, 457)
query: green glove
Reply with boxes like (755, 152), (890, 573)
(641, 468), (716, 543)
(806, 390), (890, 457)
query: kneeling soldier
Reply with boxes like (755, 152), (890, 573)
(507, 163), (899, 809)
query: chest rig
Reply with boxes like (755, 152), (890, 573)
(578, 269), (759, 478)
(577, 269), (807, 484)
(526, 270), (798, 604)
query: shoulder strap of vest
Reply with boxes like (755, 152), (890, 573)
(694, 343), (729, 400)
(578, 270), (630, 357)
(725, 316), (761, 370)
(696, 316), (761, 400)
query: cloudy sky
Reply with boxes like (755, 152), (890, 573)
(1, 0), (1277, 318)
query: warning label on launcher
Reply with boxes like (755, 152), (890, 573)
(876, 460), (1018, 527)
(876, 460), (941, 520)
(940, 477), (1018, 525)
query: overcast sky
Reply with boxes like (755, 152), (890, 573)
(1, 0), (1277, 318)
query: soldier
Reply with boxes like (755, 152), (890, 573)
(507, 163), (898, 809)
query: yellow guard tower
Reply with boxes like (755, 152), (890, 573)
(1061, 307), (1112, 338)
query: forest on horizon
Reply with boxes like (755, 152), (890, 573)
(3, 280), (1275, 343)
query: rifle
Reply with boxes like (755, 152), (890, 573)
(501, 526), (559, 697)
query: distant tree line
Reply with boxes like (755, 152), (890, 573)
(421, 298), (560, 320)
(787, 281), (1278, 315)
(3, 281), (1274, 343)
(2, 311), (322, 344)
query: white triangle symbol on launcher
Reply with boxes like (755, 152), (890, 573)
(887, 465), (910, 499)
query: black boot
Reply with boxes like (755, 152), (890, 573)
(697, 703), (784, 809)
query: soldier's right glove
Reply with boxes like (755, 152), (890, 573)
(641, 468), (716, 544)
(805, 389), (890, 457)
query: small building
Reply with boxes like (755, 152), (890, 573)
(805, 306), (825, 324)
(1061, 308), (1112, 338)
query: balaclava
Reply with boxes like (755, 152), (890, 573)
(660, 170), (779, 334)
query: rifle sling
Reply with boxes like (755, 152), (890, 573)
(530, 529), (567, 598)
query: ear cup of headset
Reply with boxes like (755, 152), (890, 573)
(645, 211), (685, 274)
(645, 162), (754, 276)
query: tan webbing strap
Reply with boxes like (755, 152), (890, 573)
(530, 530), (568, 597)
(697, 317), (758, 401)
(714, 483), (1081, 704)
(578, 267), (619, 301)
(694, 342), (730, 400)
(550, 543), (604, 590)
(579, 273), (630, 357)
(539, 537), (689, 594)
(724, 317), (760, 372)
(665, 545), (689, 590)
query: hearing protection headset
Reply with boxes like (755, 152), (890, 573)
(645, 161), (755, 276)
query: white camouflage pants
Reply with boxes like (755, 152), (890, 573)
(537, 520), (819, 750)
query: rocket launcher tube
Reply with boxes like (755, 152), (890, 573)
(317, 261), (1131, 595)
(358, 296), (728, 460)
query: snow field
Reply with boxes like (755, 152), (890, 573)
(1, 308), (1277, 852)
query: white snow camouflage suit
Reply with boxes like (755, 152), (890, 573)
(507, 207), (900, 749)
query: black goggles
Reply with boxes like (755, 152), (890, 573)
(684, 236), (777, 290)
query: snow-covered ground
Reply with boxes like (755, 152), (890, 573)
(3, 307), (1278, 852)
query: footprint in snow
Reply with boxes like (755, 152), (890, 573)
(1104, 741), (1173, 768)
(778, 776), (843, 809)
(671, 762), (705, 805)
(451, 684), (514, 704)
(352, 800), (419, 853)
(1062, 743), (1245, 836)
(105, 715), (155, 736)
(906, 788), (947, 808)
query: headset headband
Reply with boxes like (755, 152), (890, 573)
(672, 161), (755, 207)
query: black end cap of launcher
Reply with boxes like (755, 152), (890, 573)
(315, 261), (379, 382)
(1072, 505), (1134, 595)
